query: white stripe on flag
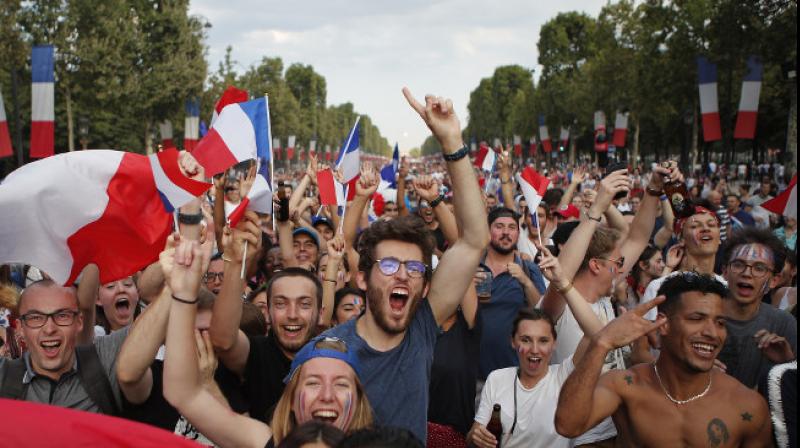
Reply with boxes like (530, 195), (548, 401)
(699, 84), (719, 114)
(148, 155), (197, 210)
(31, 83), (55, 121)
(185, 117), (200, 139)
(214, 106), (258, 162)
(0, 90), (7, 121)
(738, 81), (761, 112)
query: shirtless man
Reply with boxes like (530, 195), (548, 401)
(556, 272), (772, 447)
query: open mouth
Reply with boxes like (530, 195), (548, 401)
(40, 340), (62, 357)
(282, 325), (303, 339)
(736, 282), (755, 296)
(312, 410), (339, 424)
(115, 297), (131, 314)
(691, 342), (718, 359)
(698, 234), (714, 244)
(389, 288), (409, 313)
(526, 355), (543, 370)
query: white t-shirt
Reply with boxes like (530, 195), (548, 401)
(551, 297), (622, 445)
(475, 361), (574, 448)
(641, 272), (728, 321)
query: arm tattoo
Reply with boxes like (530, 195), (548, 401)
(707, 418), (730, 447)
(741, 412), (753, 422)
(624, 375), (633, 385)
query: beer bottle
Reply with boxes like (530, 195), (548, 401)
(661, 161), (694, 219)
(486, 403), (503, 447)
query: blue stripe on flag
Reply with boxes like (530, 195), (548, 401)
(335, 121), (360, 166)
(31, 45), (55, 83)
(157, 190), (175, 213)
(743, 55), (763, 82)
(239, 98), (271, 162)
(538, 115), (546, 126)
(185, 98), (200, 117)
(697, 56), (717, 85)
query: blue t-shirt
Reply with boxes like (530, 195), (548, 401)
(478, 257), (546, 379)
(322, 298), (438, 443)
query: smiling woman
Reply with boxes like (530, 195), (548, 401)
(95, 276), (140, 335)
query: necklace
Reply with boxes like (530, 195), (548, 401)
(653, 363), (712, 405)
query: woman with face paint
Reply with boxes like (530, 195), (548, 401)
(163, 239), (373, 448)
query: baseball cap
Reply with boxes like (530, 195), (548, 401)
(311, 216), (334, 231)
(554, 204), (580, 220)
(292, 227), (320, 247)
(284, 336), (362, 384)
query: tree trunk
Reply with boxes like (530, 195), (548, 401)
(787, 78), (797, 176)
(145, 121), (153, 155)
(632, 115), (640, 167)
(569, 134), (576, 166)
(65, 85), (74, 152)
(691, 102), (699, 175)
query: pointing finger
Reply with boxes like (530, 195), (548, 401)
(634, 296), (666, 316)
(401, 87), (425, 117)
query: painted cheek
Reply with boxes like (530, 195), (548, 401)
(339, 391), (354, 430)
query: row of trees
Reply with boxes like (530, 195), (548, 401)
(1, 0), (390, 175)
(427, 0), (797, 173)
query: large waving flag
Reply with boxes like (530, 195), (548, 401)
(211, 86), (248, 127)
(191, 97), (270, 177)
(517, 166), (550, 221)
(0, 149), (211, 285)
(336, 118), (361, 183)
(30, 45), (55, 159)
(538, 116), (552, 153)
(698, 56), (722, 142)
(613, 112), (628, 148)
(762, 175), (797, 219)
(159, 120), (173, 148)
(0, 89), (12, 158)
(184, 98), (200, 151)
(379, 143), (399, 190)
(734, 56), (763, 140)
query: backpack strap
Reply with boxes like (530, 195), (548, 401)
(0, 358), (28, 400)
(76, 344), (120, 416)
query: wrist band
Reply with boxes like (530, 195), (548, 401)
(172, 294), (198, 305)
(659, 194), (668, 201)
(429, 195), (445, 208)
(587, 214), (602, 223)
(221, 254), (238, 263)
(178, 212), (203, 225)
(556, 281), (573, 294)
(500, 179), (511, 184)
(645, 187), (663, 197)
(324, 279), (337, 283)
(442, 145), (469, 162)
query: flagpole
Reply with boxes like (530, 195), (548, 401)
(265, 93), (276, 233)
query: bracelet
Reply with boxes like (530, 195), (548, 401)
(178, 212), (203, 225)
(429, 195), (445, 208)
(324, 279), (337, 283)
(172, 294), (198, 305)
(221, 254), (239, 263)
(556, 281), (573, 294)
(587, 214), (602, 223)
(500, 179), (511, 184)
(659, 194), (668, 201)
(645, 186), (663, 197)
(442, 145), (469, 162)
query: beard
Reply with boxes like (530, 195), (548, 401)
(366, 283), (423, 335)
(490, 239), (515, 255)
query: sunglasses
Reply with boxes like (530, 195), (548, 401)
(374, 257), (427, 278)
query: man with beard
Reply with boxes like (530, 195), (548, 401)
(717, 228), (796, 388)
(210, 211), (323, 422)
(320, 88), (489, 442)
(555, 273), (773, 447)
(477, 207), (546, 380)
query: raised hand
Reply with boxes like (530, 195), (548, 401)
(413, 175), (440, 202)
(594, 296), (667, 351)
(168, 239), (204, 301)
(649, 160), (683, 192)
(179, 151), (205, 181)
(665, 242), (684, 270)
(536, 246), (568, 287)
(591, 169), (631, 216)
(196, 329), (218, 386)
(222, 210), (261, 264)
(398, 157), (410, 178)
(754, 329), (795, 363)
(159, 233), (181, 285)
(571, 166), (588, 185)
(402, 87), (463, 151)
(326, 233), (346, 262)
(355, 163), (379, 197)
(306, 153), (319, 185)
(238, 161), (257, 200)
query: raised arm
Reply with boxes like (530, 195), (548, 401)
(164, 239), (271, 448)
(497, 149), (517, 212)
(288, 154), (318, 212)
(414, 175), (458, 246)
(342, 164), (379, 249)
(321, 234), (346, 328)
(76, 264), (99, 344)
(652, 194), (675, 249)
(402, 88), (489, 325)
(555, 298), (665, 438)
(559, 166), (587, 210)
(396, 158), (410, 217)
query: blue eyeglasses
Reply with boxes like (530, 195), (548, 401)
(374, 257), (428, 278)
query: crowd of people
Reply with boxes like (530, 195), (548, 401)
(0, 89), (796, 448)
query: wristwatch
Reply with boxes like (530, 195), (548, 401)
(178, 212), (203, 225)
(442, 145), (469, 162)
(429, 195), (445, 208)
(645, 186), (663, 197)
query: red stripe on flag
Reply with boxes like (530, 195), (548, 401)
(541, 140), (552, 153)
(734, 111), (758, 140)
(161, 139), (174, 148)
(762, 175), (796, 217)
(346, 176), (359, 201)
(227, 197), (250, 228)
(30, 121), (54, 158)
(701, 113), (722, 142)
(215, 86), (248, 114)
(184, 139), (198, 151)
(0, 122), (12, 158)
(317, 169), (338, 206)
(521, 167), (550, 196)
(156, 148), (212, 196)
(190, 128), (239, 176)
(613, 129), (627, 148)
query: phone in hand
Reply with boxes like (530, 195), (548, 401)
(276, 188), (290, 222)
(604, 161), (630, 200)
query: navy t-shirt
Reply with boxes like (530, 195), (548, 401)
(322, 299), (439, 443)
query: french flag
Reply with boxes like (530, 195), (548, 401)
(517, 166), (550, 219)
(227, 161), (273, 227)
(30, 45), (55, 159)
(211, 86), (248, 127)
(287, 135), (296, 161)
(613, 112), (628, 148)
(698, 56), (722, 142)
(333, 118), (361, 201)
(324, 144), (332, 162)
(513, 135), (522, 157)
(529, 136), (537, 156)
(159, 120), (174, 148)
(309, 139), (317, 158)
(273, 137), (282, 161)
(734, 56), (763, 140)
(184, 98), (200, 151)
(762, 175), (797, 220)
(191, 97), (270, 177)
(559, 127), (570, 150)
(0, 149), (211, 285)
(474, 142), (496, 172)
(0, 89), (12, 158)
(379, 143), (399, 190)
(539, 116), (552, 153)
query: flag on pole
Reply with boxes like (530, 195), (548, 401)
(273, 137), (282, 161)
(191, 97), (270, 176)
(734, 55), (763, 140)
(593, 111), (608, 152)
(559, 127), (570, 151)
(287, 135), (296, 161)
(325, 143), (332, 161)
(30, 45), (55, 159)
(335, 119), (361, 183)
(309, 139), (317, 157)
(184, 98), (200, 151)
(474, 142), (496, 172)
(697, 56), (722, 142)
(513, 135), (522, 157)
(211, 86), (248, 127)
(517, 166), (550, 214)
(379, 143), (400, 190)
(538, 116), (552, 153)
(0, 89), (12, 158)
(159, 120), (174, 148)
(529, 136), (537, 156)
(761, 175), (797, 219)
(613, 112), (628, 148)
(0, 149), (211, 285)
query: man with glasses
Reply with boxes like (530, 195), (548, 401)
(0, 280), (128, 414)
(718, 227), (796, 388)
(204, 254), (225, 295)
(319, 89), (490, 443)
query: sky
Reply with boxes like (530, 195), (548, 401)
(189, 0), (608, 154)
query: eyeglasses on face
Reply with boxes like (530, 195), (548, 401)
(728, 260), (773, 278)
(20, 309), (79, 329)
(373, 257), (427, 278)
(204, 272), (225, 282)
(597, 256), (625, 269)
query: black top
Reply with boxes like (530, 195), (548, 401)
(427, 309), (482, 436)
(432, 227), (447, 252)
(265, 437), (274, 448)
(123, 360), (248, 430)
(244, 333), (293, 422)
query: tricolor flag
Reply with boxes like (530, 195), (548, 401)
(226, 161), (273, 227)
(211, 86), (248, 127)
(0, 89), (12, 158)
(538, 116), (552, 153)
(325, 143), (332, 162)
(30, 45), (55, 159)
(493, 137), (502, 150)
(761, 175), (797, 219)
(273, 137), (282, 161)
(287, 135), (296, 161)
(517, 166), (550, 228)
(594, 111), (608, 152)
(332, 118), (361, 202)
(734, 56), (763, 140)
(309, 139), (317, 157)
(529, 136), (537, 156)
(697, 56), (722, 142)
(474, 142), (496, 172)
(0, 149), (211, 285)
(379, 143), (399, 190)
(513, 135), (522, 157)
(159, 120), (174, 148)
(184, 98), (200, 151)
(191, 97), (270, 177)
(559, 127), (570, 150)
(613, 112), (628, 148)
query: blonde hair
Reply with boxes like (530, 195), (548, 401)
(270, 342), (373, 444)
(578, 226), (622, 273)
(0, 283), (19, 314)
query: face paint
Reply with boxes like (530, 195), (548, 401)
(340, 391), (354, 431)
(296, 390), (306, 423)
(731, 244), (773, 265)
(352, 297), (360, 306)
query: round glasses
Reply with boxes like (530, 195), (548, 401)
(374, 257), (427, 278)
(20, 309), (79, 329)
(728, 260), (773, 278)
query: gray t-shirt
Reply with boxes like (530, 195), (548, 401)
(0, 326), (129, 413)
(718, 305), (797, 388)
(322, 299), (438, 443)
